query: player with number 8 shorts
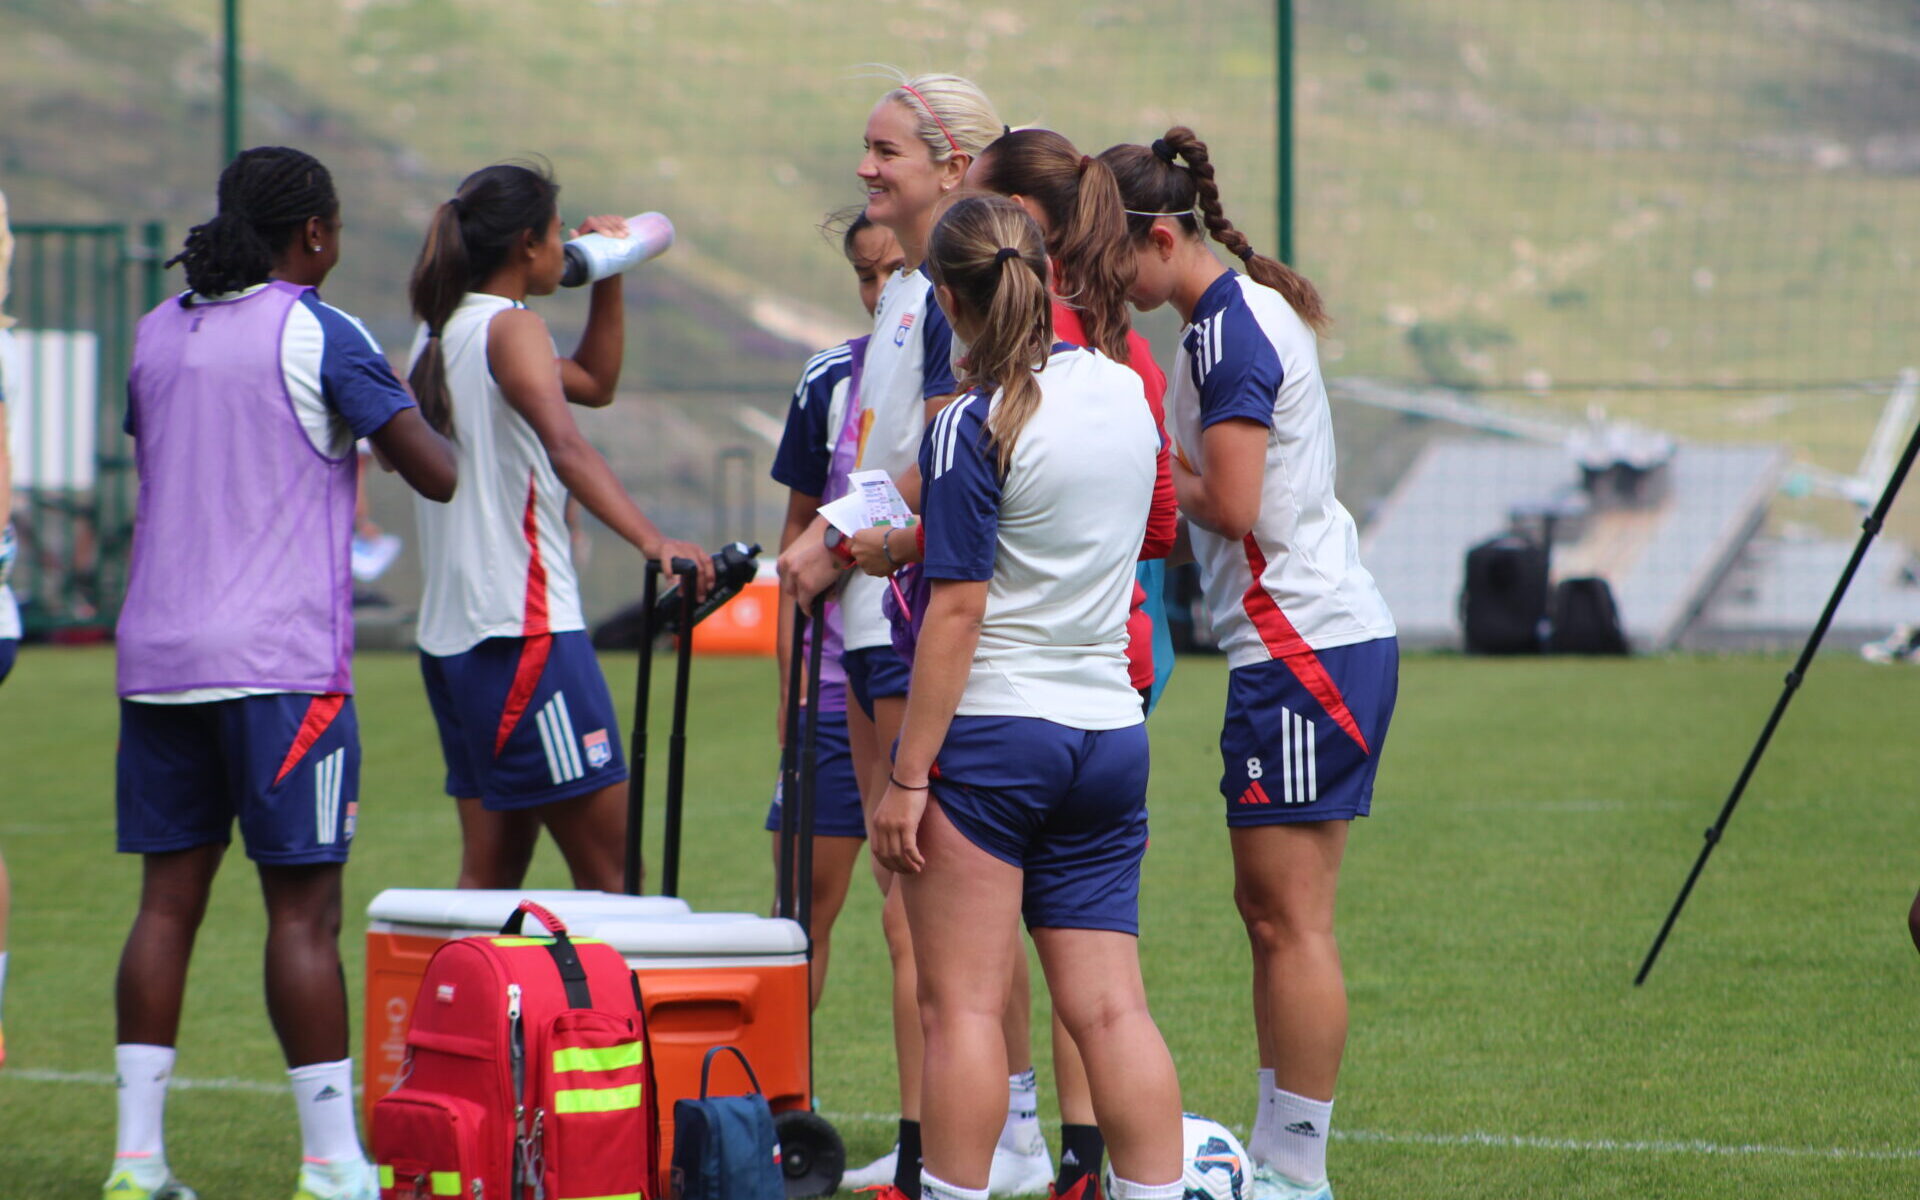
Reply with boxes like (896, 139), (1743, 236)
(1106, 127), (1398, 1200)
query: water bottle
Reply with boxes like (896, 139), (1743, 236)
(560, 211), (675, 287)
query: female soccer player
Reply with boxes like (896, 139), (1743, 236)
(785, 74), (1054, 1198)
(407, 161), (708, 894)
(766, 208), (903, 1007)
(869, 193), (1183, 1200)
(108, 146), (458, 1200)
(1103, 128), (1399, 1200)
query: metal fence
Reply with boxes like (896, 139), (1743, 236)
(5, 222), (165, 634)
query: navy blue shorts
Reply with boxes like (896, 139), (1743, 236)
(117, 694), (360, 864)
(421, 631), (628, 811)
(843, 645), (911, 720)
(764, 706), (866, 838)
(0, 638), (15, 686)
(930, 715), (1150, 934)
(1220, 637), (1398, 826)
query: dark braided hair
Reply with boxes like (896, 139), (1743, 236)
(408, 160), (560, 438)
(1099, 126), (1329, 333)
(168, 146), (337, 303)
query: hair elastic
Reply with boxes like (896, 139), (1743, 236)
(1235, 243), (1258, 262)
(899, 82), (963, 157)
(1151, 137), (1178, 164)
(425, 330), (442, 339)
(889, 774), (930, 791)
(994, 246), (1022, 265)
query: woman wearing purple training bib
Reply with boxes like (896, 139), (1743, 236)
(108, 147), (456, 1200)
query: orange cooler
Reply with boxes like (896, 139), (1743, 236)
(591, 914), (813, 1175)
(364, 890), (812, 1175)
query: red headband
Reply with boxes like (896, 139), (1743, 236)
(899, 82), (962, 158)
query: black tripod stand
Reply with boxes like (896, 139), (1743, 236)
(1636, 412), (1920, 985)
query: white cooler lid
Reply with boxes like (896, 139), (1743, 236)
(367, 888), (692, 932)
(591, 913), (810, 957)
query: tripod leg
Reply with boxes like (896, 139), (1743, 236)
(624, 565), (660, 896)
(1636, 413), (1920, 983)
(776, 601), (807, 920)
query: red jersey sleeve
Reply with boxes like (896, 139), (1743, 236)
(1129, 332), (1178, 562)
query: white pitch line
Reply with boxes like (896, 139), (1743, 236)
(816, 1110), (1920, 1164)
(12, 1074), (1918, 1164)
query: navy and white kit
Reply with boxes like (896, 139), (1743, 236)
(1167, 272), (1398, 826)
(408, 294), (626, 810)
(117, 285), (413, 863)
(763, 340), (866, 839)
(920, 345), (1159, 932)
(841, 266), (956, 715)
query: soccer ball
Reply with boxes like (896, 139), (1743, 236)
(1105, 1114), (1249, 1200)
(1180, 1114), (1249, 1200)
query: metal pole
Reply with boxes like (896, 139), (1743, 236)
(222, 0), (241, 164)
(1276, 0), (1294, 265)
(1635, 411), (1920, 984)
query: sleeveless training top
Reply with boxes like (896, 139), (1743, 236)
(410, 293), (584, 657)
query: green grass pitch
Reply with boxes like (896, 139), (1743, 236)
(1, 647), (1917, 1197)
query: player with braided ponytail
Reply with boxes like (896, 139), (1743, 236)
(869, 194), (1182, 1200)
(1102, 128), (1397, 1200)
(108, 146), (456, 1200)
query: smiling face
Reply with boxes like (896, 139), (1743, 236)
(857, 99), (959, 236)
(847, 221), (906, 317)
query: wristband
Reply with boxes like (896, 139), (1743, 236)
(881, 527), (902, 569)
(889, 773), (929, 791)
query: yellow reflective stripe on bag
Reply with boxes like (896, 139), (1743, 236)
(559, 1193), (643, 1200)
(553, 1083), (644, 1113)
(432, 1171), (462, 1195)
(378, 1165), (395, 1189)
(489, 936), (608, 948)
(552, 1041), (644, 1074)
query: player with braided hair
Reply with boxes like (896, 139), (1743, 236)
(1101, 128), (1396, 1200)
(107, 146), (457, 1200)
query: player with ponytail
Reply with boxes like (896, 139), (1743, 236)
(405, 161), (708, 895)
(1103, 127), (1397, 1200)
(108, 146), (457, 1200)
(780, 71), (1065, 1199)
(868, 193), (1182, 1200)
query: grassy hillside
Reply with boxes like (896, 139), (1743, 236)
(4, 1), (1916, 471)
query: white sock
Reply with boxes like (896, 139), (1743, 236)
(290, 1058), (365, 1166)
(997, 1067), (1044, 1154)
(1108, 1174), (1183, 1200)
(114, 1044), (177, 1168)
(921, 1168), (990, 1200)
(1248, 1067), (1277, 1162)
(1267, 1087), (1333, 1185)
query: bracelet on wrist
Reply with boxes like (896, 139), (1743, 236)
(888, 773), (929, 791)
(880, 527), (902, 569)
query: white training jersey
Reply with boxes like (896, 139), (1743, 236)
(1167, 272), (1395, 670)
(841, 265), (957, 653)
(0, 585), (17, 641)
(920, 346), (1157, 729)
(409, 293), (584, 657)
